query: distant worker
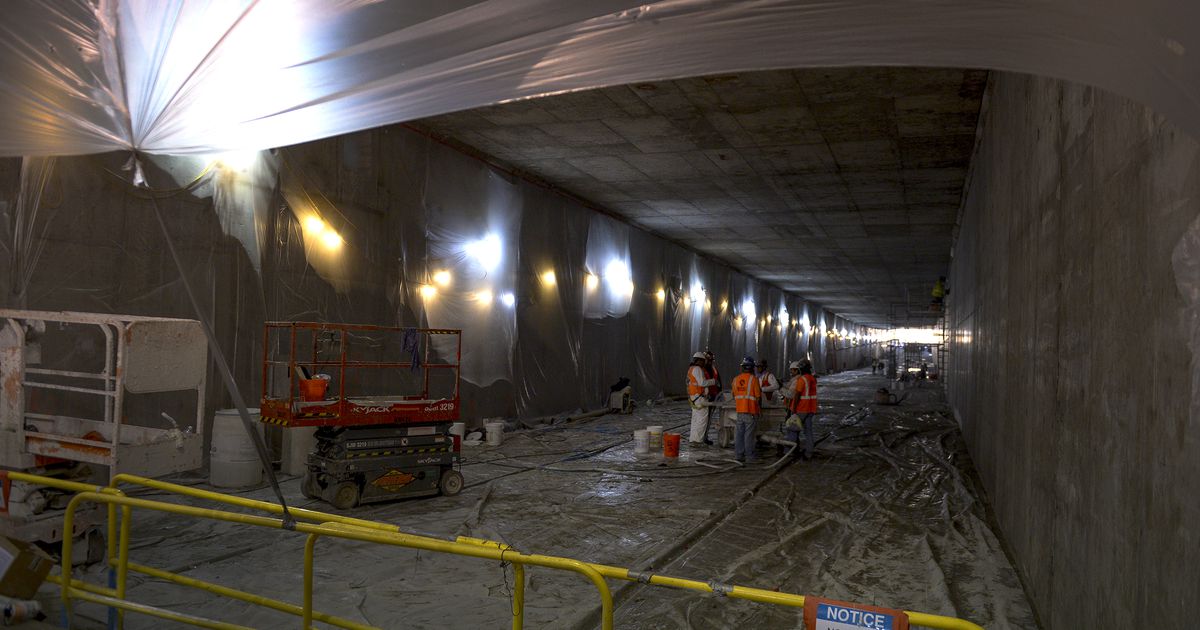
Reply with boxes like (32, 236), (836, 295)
(784, 359), (818, 460)
(686, 351), (716, 446)
(931, 276), (948, 310)
(702, 350), (722, 445)
(730, 356), (763, 463)
(755, 359), (780, 401)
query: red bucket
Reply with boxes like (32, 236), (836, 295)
(662, 432), (681, 458)
(299, 378), (329, 401)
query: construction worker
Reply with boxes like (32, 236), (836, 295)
(756, 359), (780, 402)
(784, 359), (818, 460)
(686, 351), (716, 446)
(730, 356), (763, 463)
(931, 276), (948, 310)
(702, 350), (722, 444)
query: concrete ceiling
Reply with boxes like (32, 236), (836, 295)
(414, 67), (987, 328)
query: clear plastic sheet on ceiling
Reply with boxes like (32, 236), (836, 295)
(0, 0), (1197, 157)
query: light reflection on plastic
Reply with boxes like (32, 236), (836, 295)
(500, 292), (516, 307)
(320, 230), (343, 250)
(741, 299), (756, 323)
(474, 289), (493, 305)
(466, 234), (502, 272)
(655, 288), (666, 302)
(211, 150), (260, 172)
(301, 214), (343, 251)
(433, 270), (452, 286)
(585, 273), (599, 291)
(604, 259), (633, 297)
(419, 285), (437, 299)
(540, 270), (557, 286)
(720, 299), (728, 311)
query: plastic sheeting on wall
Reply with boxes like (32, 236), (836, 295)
(0, 125), (876, 422)
(1, 0), (1199, 158)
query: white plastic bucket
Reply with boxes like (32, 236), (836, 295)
(210, 409), (263, 488)
(633, 429), (650, 454)
(450, 422), (467, 438)
(485, 421), (505, 446)
(646, 426), (663, 448)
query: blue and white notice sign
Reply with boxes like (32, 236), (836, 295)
(804, 598), (909, 630)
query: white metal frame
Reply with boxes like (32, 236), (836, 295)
(0, 309), (207, 480)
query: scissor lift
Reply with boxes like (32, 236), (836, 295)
(261, 322), (463, 509)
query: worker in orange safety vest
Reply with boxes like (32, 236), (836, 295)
(783, 359), (818, 460)
(686, 351), (716, 445)
(755, 359), (780, 402)
(730, 356), (763, 463)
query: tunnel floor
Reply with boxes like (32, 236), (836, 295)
(50, 369), (1039, 629)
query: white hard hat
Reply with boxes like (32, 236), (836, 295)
(789, 361), (801, 370)
(693, 352), (707, 360)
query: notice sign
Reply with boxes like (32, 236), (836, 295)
(804, 597), (909, 630)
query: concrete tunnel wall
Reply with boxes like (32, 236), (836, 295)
(946, 71), (1200, 628)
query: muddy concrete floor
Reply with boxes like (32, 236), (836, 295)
(44, 369), (1038, 629)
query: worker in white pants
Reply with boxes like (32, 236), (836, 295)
(685, 351), (715, 445)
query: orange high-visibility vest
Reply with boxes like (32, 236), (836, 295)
(732, 372), (762, 414)
(686, 365), (706, 396)
(705, 365), (720, 398)
(759, 372), (777, 400)
(790, 374), (818, 413)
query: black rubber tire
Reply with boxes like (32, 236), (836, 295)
(439, 470), (465, 496)
(301, 472), (321, 500)
(331, 481), (360, 510)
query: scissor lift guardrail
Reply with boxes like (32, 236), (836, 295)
(2, 471), (984, 630)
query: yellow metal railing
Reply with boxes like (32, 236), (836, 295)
(6, 471), (984, 630)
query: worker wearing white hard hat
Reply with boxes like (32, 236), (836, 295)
(685, 351), (715, 445)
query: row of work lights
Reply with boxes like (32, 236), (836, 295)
(407, 233), (884, 344)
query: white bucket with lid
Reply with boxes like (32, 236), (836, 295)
(485, 421), (505, 446)
(633, 429), (650, 454)
(450, 422), (467, 438)
(210, 409), (264, 488)
(646, 426), (663, 448)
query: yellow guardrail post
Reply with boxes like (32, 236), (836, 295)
(304, 533), (319, 630)
(454, 536), (525, 630)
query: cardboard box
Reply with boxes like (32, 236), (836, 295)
(0, 536), (53, 599)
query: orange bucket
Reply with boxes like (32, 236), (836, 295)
(662, 432), (681, 458)
(299, 378), (329, 401)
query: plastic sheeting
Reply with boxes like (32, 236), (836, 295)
(1, 1), (1199, 157)
(0, 122), (874, 423)
(41, 371), (1036, 629)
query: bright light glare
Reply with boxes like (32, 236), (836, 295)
(585, 273), (599, 291)
(419, 285), (437, 299)
(741, 299), (757, 322)
(320, 230), (343, 249)
(465, 234), (502, 272)
(780, 310), (790, 326)
(720, 300), (728, 311)
(704, 299), (711, 311)
(303, 216), (325, 233)
(891, 327), (944, 344)
(433, 270), (452, 286)
(604, 260), (633, 296)
(212, 150), (259, 172)
(541, 270), (557, 286)
(656, 288), (666, 301)
(500, 292), (516, 307)
(475, 290), (493, 305)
